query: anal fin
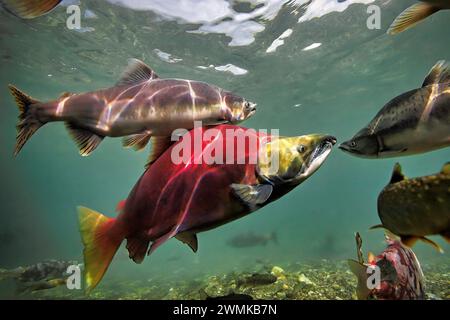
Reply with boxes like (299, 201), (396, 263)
(126, 235), (150, 264)
(175, 232), (198, 253)
(65, 122), (104, 156)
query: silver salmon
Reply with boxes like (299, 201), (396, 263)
(9, 59), (256, 164)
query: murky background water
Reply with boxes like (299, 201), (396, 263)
(0, 0), (448, 299)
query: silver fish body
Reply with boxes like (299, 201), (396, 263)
(340, 60), (450, 158)
(9, 59), (256, 159)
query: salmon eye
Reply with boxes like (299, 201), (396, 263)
(244, 101), (251, 110)
(297, 145), (306, 153)
(351, 141), (357, 148)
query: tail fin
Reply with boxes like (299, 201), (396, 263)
(387, 2), (440, 35)
(77, 206), (123, 293)
(1, 0), (62, 19)
(347, 259), (371, 300)
(8, 85), (42, 156)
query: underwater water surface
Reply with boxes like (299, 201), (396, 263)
(0, 0), (449, 299)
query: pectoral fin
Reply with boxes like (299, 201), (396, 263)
(146, 136), (175, 168)
(387, 3), (440, 35)
(65, 123), (104, 156)
(122, 131), (152, 151)
(231, 183), (273, 208)
(175, 232), (198, 253)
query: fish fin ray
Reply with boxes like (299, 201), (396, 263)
(387, 3), (440, 35)
(126, 235), (150, 264)
(347, 259), (371, 300)
(423, 60), (450, 87)
(77, 206), (123, 293)
(2, 0), (62, 19)
(116, 58), (159, 86)
(145, 136), (174, 168)
(65, 122), (104, 156)
(122, 131), (152, 151)
(231, 183), (273, 208)
(175, 232), (198, 253)
(8, 84), (43, 156)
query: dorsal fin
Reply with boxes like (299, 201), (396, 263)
(116, 59), (159, 86)
(59, 92), (73, 99)
(389, 163), (406, 184)
(422, 60), (449, 87)
(441, 162), (450, 175)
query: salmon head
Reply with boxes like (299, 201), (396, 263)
(221, 91), (257, 124)
(257, 134), (337, 186)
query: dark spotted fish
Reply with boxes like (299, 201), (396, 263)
(340, 60), (450, 158)
(372, 162), (450, 252)
(388, 0), (450, 35)
(1, 0), (62, 19)
(9, 59), (256, 164)
(0, 259), (76, 293)
(348, 233), (425, 300)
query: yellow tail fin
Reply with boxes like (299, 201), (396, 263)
(77, 206), (123, 293)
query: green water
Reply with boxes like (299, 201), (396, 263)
(0, 0), (449, 299)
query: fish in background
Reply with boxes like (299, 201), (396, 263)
(8, 59), (256, 164)
(388, 0), (450, 35)
(348, 232), (425, 300)
(340, 60), (449, 158)
(0, 259), (77, 293)
(76, 125), (336, 291)
(1, 0), (62, 19)
(372, 162), (450, 252)
(227, 231), (278, 248)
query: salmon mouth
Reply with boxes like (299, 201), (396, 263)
(247, 103), (257, 118)
(300, 135), (336, 179)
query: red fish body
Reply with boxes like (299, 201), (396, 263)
(77, 125), (336, 290)
(369, 240), (425, 300)
(349, 233), (425, 300)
